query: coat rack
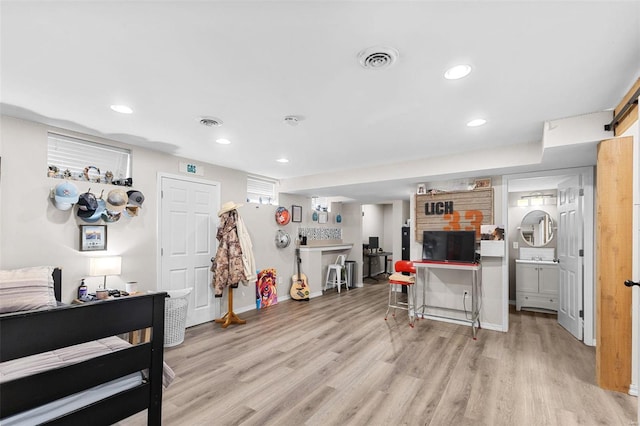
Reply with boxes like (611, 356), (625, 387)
(215, 285), (246, 328)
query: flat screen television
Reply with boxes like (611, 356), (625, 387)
(422, 230), (477, 263)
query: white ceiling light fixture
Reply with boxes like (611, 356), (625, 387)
(276, 158), (289, 163)
(199, 116), (223, 127)
(358, 46), (399, 70)
(216, 138), (231, 145)
(444, 64), (472, 80)
(467, 118), (487, 127)
(110, 105), (133, 114)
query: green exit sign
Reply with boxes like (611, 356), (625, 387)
(180, 162), (203, 176)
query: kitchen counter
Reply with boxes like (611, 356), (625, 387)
(299, 244), (353, 252)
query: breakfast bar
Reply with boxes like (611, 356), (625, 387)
(298, 243), (354, 297)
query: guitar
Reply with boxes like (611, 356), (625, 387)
(290, 244), (310, 301)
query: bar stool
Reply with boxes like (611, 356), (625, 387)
(384, 260), (416, 327)
(324, 255), (348, 293)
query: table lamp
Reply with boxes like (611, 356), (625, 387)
(89, 256), (122, 289)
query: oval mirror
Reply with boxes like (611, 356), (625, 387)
(520, 210), (555, 247)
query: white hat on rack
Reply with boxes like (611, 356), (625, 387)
(217, 201), (243, 217)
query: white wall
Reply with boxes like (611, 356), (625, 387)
(0, 116), (358, 314)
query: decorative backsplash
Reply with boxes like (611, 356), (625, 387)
(298, 227), (342, 241)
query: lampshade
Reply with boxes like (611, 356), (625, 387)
(89, 256), (122, 289)
(89, 256), (122, 276)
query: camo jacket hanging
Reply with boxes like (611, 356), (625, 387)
(211, 210), (247, 296)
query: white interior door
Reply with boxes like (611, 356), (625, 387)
(160, 175), (220, 327)
(557, 175), (583, 340)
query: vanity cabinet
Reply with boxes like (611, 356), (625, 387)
(516, 260), (559, 312)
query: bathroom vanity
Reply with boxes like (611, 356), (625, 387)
(515, 259), (559, 312)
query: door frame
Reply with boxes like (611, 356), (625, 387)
(503, 166), (595, 346)
(156, 171), (222, 294)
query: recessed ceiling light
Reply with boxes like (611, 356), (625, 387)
(110, 105), (133, 114)
(276, 158), (289, 163)
(444, 64), (472, 80)
(467, 118), (487, 127)
(216, 138), (231, 145)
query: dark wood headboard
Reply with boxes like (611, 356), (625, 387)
(53, 268), (62, 302)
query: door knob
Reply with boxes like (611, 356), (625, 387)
(624, 280), (640, 287)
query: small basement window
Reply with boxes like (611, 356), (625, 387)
(247, 176), (277, 205)
(47, 133), (131, 184)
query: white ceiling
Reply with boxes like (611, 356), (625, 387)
(2, 1), (639, 203)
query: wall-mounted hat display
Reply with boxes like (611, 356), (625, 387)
(124, 205), (140, 217)
(126, 190), (145, 207)
(53, 181), (79, 210)
(77, 190), (98, 216)
(82, 198), (106, 223)
(106, 189), (128, 212)
(101, 209), (122, 223)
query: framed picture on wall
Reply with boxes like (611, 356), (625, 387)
(474, 178), (491, 189)
(292, 205), (302, 222)
(79, 225), (107, 251)
(318, 211), (328, 224)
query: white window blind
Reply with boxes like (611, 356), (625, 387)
(247, 176), (277, 205)
(47, 133), (131, 181)
(312, 196), (329, 211)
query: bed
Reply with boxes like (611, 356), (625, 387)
(0, 267), (168, 425)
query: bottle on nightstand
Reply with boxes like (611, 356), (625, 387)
(78, 279), (88, 299)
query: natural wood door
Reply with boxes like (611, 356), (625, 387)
(596, 136), (633, 392)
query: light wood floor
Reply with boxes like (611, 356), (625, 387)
(121, 280), (637, 426)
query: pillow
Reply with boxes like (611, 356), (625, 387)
(0, 266), (57, 313)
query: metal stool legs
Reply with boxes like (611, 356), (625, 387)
(384, 282), (416, 327)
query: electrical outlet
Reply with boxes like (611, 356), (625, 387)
(513, 242), (519, 249)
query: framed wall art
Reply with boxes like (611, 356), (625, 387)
(291, 205), (302, 222)
(79, 225), (107, 251)
(318, 211), (328, 224)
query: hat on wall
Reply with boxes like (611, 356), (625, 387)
(217, 201), (243, 217)
(53, 181), (79, 210)
(77, 191), (98, 217)
(126, 190), (145, 207)
(124, 205), (140, 217)
(101, 209), (122, 223)
(82, 199), (106, 223)
(106, 189), (128, 212)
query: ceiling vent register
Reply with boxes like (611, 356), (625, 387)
(358, 46), (399, 70)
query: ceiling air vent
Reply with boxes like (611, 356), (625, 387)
(358, 46), (399, 70)
(199, 117), (223, 127)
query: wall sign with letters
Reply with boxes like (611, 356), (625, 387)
(415, 188), (494, 242)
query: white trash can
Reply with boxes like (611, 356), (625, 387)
(164, 288), (192, 347)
